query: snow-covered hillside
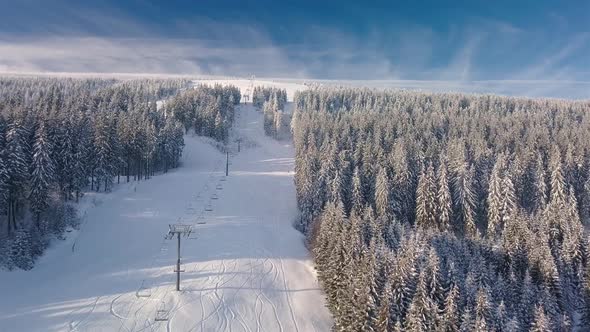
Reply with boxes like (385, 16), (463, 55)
(0, 102), (331, 331)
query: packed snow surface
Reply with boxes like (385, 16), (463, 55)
(0, 102), (331, 331)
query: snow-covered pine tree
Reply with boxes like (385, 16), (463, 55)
(375, 280), (392, 332)
(351, 167), (364, 216)
(529, 305), (552, 332)
(439, 284), (460, 332)
(500, 172), (517, 234)
(9, 226), (34, 270)
(375, 166), (391, 218)
(581, 260), (590, 328)
(0, 120), (8, 222)
(5, 119), (29, 233)
(29, 123), (55, 228)
(416, 162), (437, 230)
(533, 152), (548, 212)
(437, 158), (452, 232)
(93, 112), (114, 191)
(519, 271), (538, 328)
(474, 287), (492, 332)
(550, 148), (567, 207)
(486, 155), (504, 239)
(390, 140), (412, 224)
(458, 307), (474, 332)
(453, 163), (478, 238)
(405, 269), (439, 331)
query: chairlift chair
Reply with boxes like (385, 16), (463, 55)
(136, 281), (152, 298)
(211, 193), (219, 200)
(155, 309), (169, 322)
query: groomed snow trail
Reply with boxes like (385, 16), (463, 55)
(0, 103), (332, 332)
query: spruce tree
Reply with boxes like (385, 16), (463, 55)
(405, 270), (438, 332)
(375, 281), (392, 332)
(351, 167), (364, 215)
(459, 307), (474, 332)
(437, 159), (452, 232)
(5, 120), (29, 233)
(439, 284), (460, 332)
(9, 227), (34, 270)
(474, 287), (492, 332)
(374, 166), (391, 218)
(581, 261), (590, 328)
(550, 149), (567, 207)
(530, 305), (552, 332)
(416, 163), (437, 230)
(533, 152), (548, 212)
(29, 123), (55, 227)
(487, 156), (504, 238)
(453, 164), (478, 237)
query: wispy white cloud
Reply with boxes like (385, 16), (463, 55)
(0, 33), (307, 77)
(514, 32), (590, 80)
(0, 3), (589, 99)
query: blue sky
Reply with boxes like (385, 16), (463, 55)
(1, 0), (589, 97)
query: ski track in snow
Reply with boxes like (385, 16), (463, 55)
(0, 84), (332, 331)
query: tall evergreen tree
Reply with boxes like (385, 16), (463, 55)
(437, 159), (452, 232)
(29, 123), (55, 227)
(5, 120), (29, 233)
(416, 162), (437, 230)
(530, 305), (552, 332)
(374, 166), (391, 218)
(439, 284), (460, 332)
(487, 155), (504, 238)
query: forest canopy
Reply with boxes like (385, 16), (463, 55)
(292, 87), (590, 331)
(0, 77), (240, 270)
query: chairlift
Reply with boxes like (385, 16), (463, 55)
(211, 193), (219, 200)
(205, 204), (213, 211)
(154, 308), (169, 322)
(220, 176), (227, 182)
(136, 281), (152, 298)
(216, 183), (223, 190)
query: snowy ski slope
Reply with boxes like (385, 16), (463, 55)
(0, 87), (331, 331)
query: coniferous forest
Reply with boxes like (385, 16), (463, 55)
(0, 77), (240, 270)
(252, 86), (289, 139)
(292, 88), (590, 331)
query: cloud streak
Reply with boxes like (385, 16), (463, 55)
(0, 2), (589, 99)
